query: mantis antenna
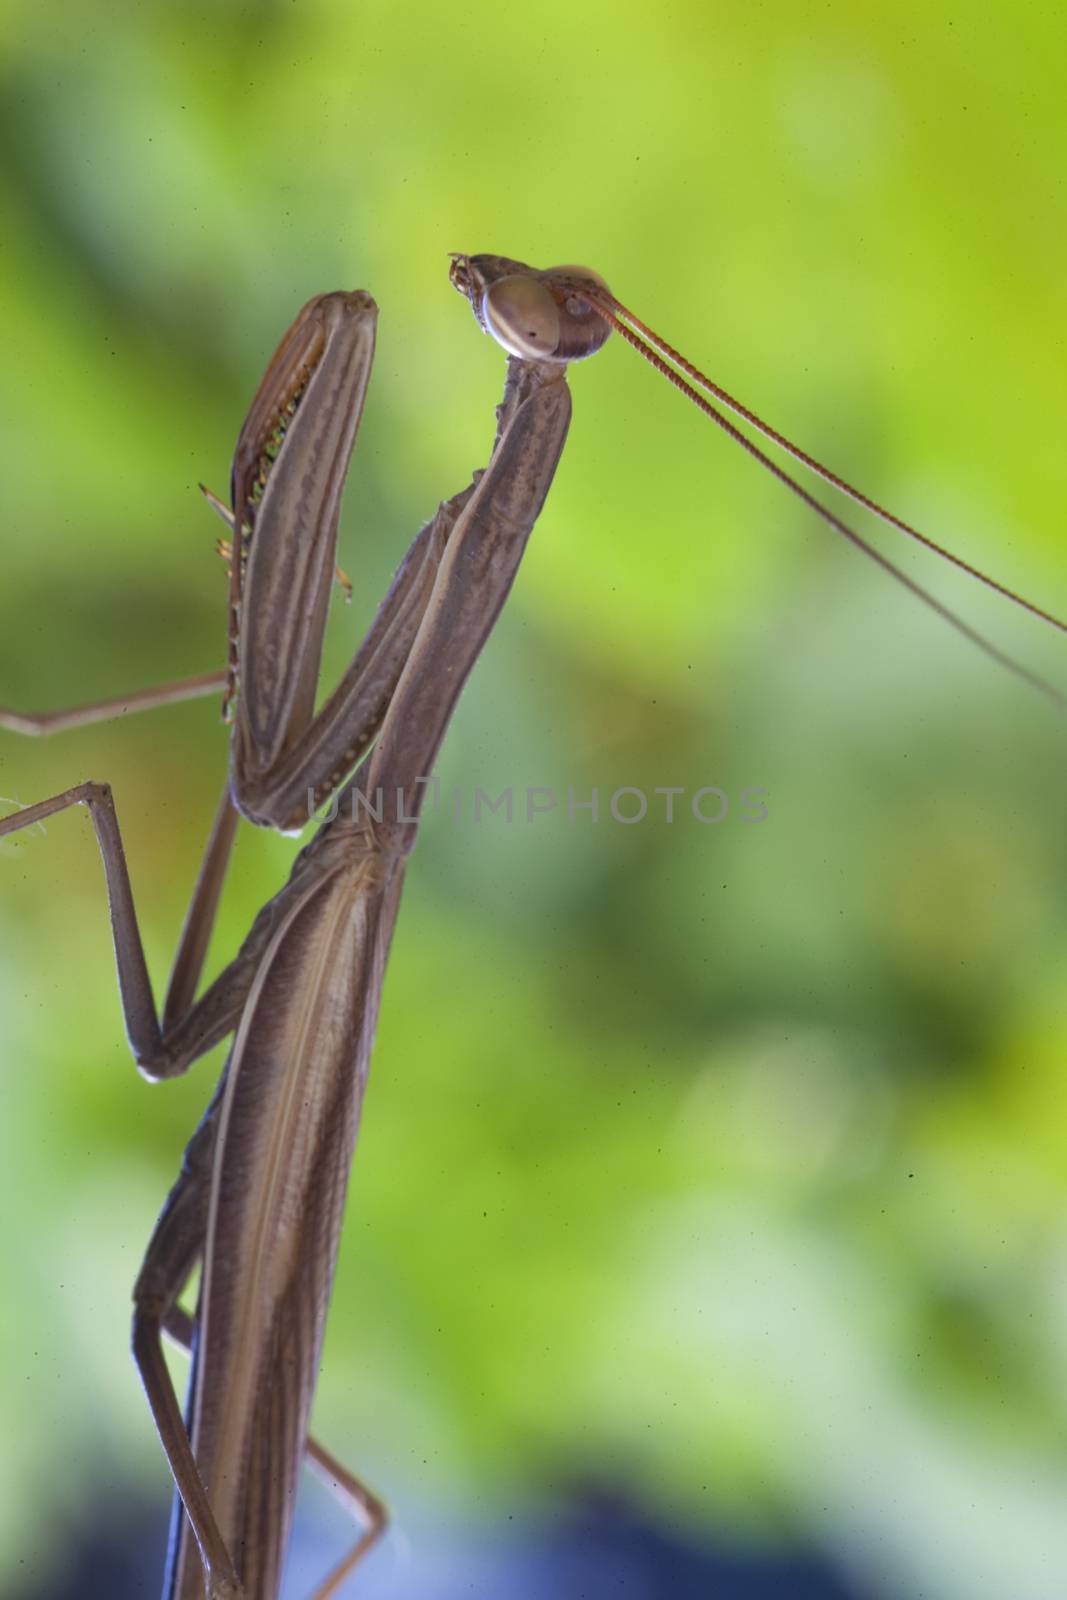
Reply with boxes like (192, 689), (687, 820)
(451, 253), (1066, 714)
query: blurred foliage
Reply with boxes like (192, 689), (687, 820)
(1, 2), (1066, 1597)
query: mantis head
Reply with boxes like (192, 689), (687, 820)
(449, 254), (613, 363)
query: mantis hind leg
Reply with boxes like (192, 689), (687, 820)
(132, 1088), (243, 1600)
(304, 1442), (388, 1600)
(160, 1310), (389, 1600)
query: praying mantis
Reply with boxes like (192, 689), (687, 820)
(1, 253), (1064, 1600)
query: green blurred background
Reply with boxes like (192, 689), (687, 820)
(1, 1), (1066, 1595)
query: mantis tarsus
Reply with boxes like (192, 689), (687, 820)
(1, 253), (1063, 1600)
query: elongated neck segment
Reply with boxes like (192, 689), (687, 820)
(328, 355), (573, 856)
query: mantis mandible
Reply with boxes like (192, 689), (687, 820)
(1, 254), (1064, 1600)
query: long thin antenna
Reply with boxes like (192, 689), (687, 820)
(572, 283), (1066, 713)
(583, 284), (1067, 638)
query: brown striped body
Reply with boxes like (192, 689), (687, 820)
(167, 832), (402, 1599)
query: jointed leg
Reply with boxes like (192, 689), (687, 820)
(0, 781), (253, 1079)
(161, 1310), (389, 1600)
(306, 1443), (388, 1600)
(132, 1094), (242, 1600)
(163, 781), (241, 1031)
(0, 670), (226, 736)
(228, 486), (469, 833)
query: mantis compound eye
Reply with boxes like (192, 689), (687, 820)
(481, 275), (562, 359)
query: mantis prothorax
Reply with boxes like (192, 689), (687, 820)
(0, 254), (1063, 1600)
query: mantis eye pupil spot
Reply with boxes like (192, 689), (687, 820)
(483, 275), (561, 360)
